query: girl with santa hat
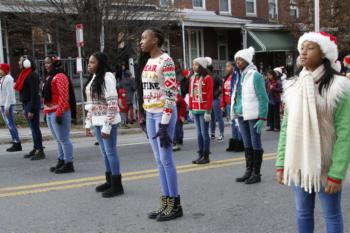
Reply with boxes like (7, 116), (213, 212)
(0, 63), (22, 152)
(276, 32), (350, 233)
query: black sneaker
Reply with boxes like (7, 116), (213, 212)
(55, 162), (75, 174)
(30, 149), (46, 161)
(24, 149), (36, 159)
(7, 143), (22, 152)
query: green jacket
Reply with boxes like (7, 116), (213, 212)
(276, 92), (350, 181)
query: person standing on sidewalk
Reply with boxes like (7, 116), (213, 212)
(189, 57), (214, 165)
(221, 61), (244, 152)
(42, 56), (76, 174)
(266, 70), (282, 132)
(15, 55), (45, 160)
(0, 63), (22, 152)
(276, 32), (350, 233)
(208, 65), (224, 142)
(121, 70), (136, 124)
(231, 47), (268, 184)
(85, 52), (124, 198)
(137, 28), (183, 221)
(172, 91), (187, 152)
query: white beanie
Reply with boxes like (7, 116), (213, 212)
(234, 47), (255, 64)
(273, 67), (283, 74)
(297, 32), (341, 72)
(193, 57), (212, 69)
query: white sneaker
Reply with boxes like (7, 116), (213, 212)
(172, 145), (181, 151)
(216, 135), (224, 142)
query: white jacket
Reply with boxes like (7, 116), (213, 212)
(0, 74), (16, 110)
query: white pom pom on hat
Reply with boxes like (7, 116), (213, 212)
(234, 46), (255, 64)
(298, 32), (340, 71)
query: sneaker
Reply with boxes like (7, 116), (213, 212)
(216, 135), (224, 142)
(210, 134), (216, 140)
(172, 144), (181, 152)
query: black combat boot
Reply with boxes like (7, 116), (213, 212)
(156, 196), (183, 222)
(245, 149), (263, 184)
(102, 174), (124, 198)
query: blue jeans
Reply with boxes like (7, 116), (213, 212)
(194, 113), (210, 152)
(225, 105), (242, 141)
(95, 125), (121, 175)
(174, 121), (183, 144)
(293, 186), (343, 233)
(46, 111), (73, 162)
(238, 117), (262, 150)
(0, 105), (20, 143)
(146, 110), (179, 197)
(23, 101), (43, 150)
(210, 99), (225, 135)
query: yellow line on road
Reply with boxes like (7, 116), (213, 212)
(0, 154), (276, 198)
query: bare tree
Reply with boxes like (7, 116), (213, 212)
(279, 0), (350, 55)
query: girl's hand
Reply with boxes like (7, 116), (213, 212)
(85, 128), (93, 137)
(101, 133), (110, 139)
(325, 178), (342, 194)
(276, 169), (284, 185)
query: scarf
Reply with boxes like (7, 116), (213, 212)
(14, 68), (32, 91)
(190, 73), (203, 103)
(284, 65), (325, 193)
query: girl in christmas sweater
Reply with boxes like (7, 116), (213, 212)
(85, 52), (124, 198)
(137, 28), (182, 222)
(276, 32), (350, 233)
(189, 57), (214, 165)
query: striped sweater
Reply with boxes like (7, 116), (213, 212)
(142, 53), (177, 124)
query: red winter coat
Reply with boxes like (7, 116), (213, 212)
(220, 74), (232, 109)
(117, 88), (128, 113)
(189, 74), (213, 113)
(176, 94), (187, 122)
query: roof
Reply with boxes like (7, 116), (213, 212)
(180, 9), (251, 28)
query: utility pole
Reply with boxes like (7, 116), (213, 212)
(315, 0), (320, 32)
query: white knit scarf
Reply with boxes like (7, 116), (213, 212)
(284, 66), (325, 193)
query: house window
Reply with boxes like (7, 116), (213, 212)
(185, 29), (204, 68)
(269, 0), (278, 20)
(193, 0), (205, 9)
(217, 33), (228, 61)
(220, 0), (231, 13)
(246, 0), (257, 16)
(160, 0), (173, 6)
(290, 0), (299, 18)
(32, 26), (57, 58)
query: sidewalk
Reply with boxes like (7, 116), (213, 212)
(0, 122), (216, 145)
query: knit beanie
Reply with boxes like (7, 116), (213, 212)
(0, 63), (10, 75)
(193, 57), (212, 69)
(234, 47), (255, 64)
(297, 32), (341, 72)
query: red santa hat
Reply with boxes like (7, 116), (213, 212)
(343, 55), (350, 66)
(297, 32), (341, 72)
(0, 63), (10, 75)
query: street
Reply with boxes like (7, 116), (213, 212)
(0, 126), (349, 233)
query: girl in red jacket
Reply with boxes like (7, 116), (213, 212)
(189, 57), (214, 164)
(117, 83), (129, 128)
(172, 92), (187, 151)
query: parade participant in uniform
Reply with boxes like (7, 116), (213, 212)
(43, 56), (76, 173)
(0, 63), (22, 152)
(15, 55), (45, 160)
(137, 28), (183, 221)
(85, 52), (124, 198)
(231, 47), (268, 184)
(189, 57), (214, 165)
(276, 32), (350, 233)
(221, 61), (244, 152)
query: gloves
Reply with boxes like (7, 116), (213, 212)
(188, 111), (194, 120)
(204, 112), (211, 122)
(254, 120), (265, 134)
(152, 123), (172, 148)
(56, 116), (63, 125)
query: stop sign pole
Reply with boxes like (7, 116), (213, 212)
(76, 24), (85, 123)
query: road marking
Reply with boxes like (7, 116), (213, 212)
(0, 154), (276, 198)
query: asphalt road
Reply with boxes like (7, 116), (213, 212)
(0, 126), (349, 233)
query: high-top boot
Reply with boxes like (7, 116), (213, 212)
(236, 148), (254, 182)
(148, 195), (168, 219)
(192, 151), (203, 164)
(233, 139), (245, 152)
(55, 162), (75, 174)
(7, 142), (22, 152)
(197, 151), (210, 164)
(30, 149), (46, 161)
(156, 196), (183, 222)
(226, 139), (235, 152)
(95, 172), (111, 192)
(245, 149), (263, 184)
(102, 174), (124, 198)
(50, 159), (65, 172)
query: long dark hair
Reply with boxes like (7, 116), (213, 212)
(266, 70), (278, 81)
(84, 52), (112, 100)
(196, 64), (209, 78)
(135, 28), (165, 119)
(42, 56), (77, 119)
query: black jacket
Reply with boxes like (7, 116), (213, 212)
(19, 71), (41, 113)
(212, 74), (223, 100)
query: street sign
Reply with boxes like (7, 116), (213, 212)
(75, 24), (84, 47)
(76, 57), (83, 73)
